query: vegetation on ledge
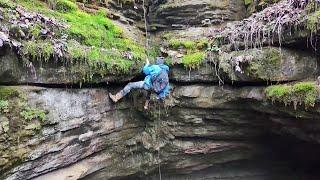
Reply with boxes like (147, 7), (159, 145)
(265, 82), (319, 109)
(182, 52), (206, 69)
(0, 0), (146, 80)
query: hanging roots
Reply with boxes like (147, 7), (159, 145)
(213, 0), (320, 51)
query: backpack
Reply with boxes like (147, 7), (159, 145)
(151, 69), (169, 94)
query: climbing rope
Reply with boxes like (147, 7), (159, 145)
(157, 103), (162, 180)
(142, 1), (162, 179)
(142, 0), (149, 58)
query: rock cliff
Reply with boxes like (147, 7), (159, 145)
(1, 0), (320, 179)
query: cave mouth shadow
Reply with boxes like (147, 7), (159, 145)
(109, 132), (320, 180)
(261, 132), (320, 176)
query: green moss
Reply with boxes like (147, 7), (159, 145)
(56, 0), (78, 13)
(0, 87), (19, 100)
(168, 39), (182, 49)
(265, 85), (291, 103)
(182, 52), (205, 69)
(62, 10), (123, 47)
(8, 0), (146, 77)
(265, 82), (319, 109)
(0, 100), (9, 113)
(29, 24), (42, 38)
(245, 48), (281, 80)
(183, 41), (196, 50)
(0, 0), (16, 8)
(169, 39), (196, 50)
(306, 10), (320, 32)
(196, 39), (209, 50)
(22, 40), (54, 62)
(20, 107), (46, 122)
(244, 0), (253, 6)
(15, 0), (47, 12)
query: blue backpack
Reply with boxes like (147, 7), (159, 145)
(152, 70), (169, 94)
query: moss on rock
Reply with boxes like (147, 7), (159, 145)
(182, 52), (206, 69)
(0, 87), (47, 173)
(56, 0), (78, 13)
(265, 82), (319, 109)
(244, 48), (282, 79)
(4, 0), (146, 83)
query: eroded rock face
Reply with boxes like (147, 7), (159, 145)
(170, 47), (318, 83)
(148, 0), (246, 30)
(0, 48), (138, 85)
(1, 84), (320, 180)
(219, 47), (318, 82)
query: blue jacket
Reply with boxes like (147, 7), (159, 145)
(143, 63), (170, 99)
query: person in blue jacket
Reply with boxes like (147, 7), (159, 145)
(109, 57), (170, 109)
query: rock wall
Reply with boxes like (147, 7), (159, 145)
(2, 82), (320, 179)
(148, 0), (246, 30)
(2, 0), (320, 179)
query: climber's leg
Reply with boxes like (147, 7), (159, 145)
(109, 81), (144, 103)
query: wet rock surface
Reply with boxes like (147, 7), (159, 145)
(148, 0), (246, 30)
(1, 84), (320, 179)
(1, 0), (320, 179)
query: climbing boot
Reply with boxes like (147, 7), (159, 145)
(109, 91), (124, 103)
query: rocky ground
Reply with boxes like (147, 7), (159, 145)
(1, 0), (320, 180)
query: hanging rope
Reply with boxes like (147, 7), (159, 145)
(157, 103), (162, 180)
(142, 0), (150, 59)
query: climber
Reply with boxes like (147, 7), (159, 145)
(109, 57), (170, 109)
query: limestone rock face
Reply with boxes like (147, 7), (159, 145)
(0, 48), (138, 85)
(1, 0), (320, 179)
(1, 84), (320, 180)
(219, 47), (318, 82)
(1, 46), (317, 85)
(148, 0), (246, 30)
(170, 47), (318, 83)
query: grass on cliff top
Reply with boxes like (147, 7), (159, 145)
(8, 0), (145, 73)
(265, 82), (319, 109)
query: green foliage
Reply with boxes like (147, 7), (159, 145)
(15, 0), (47, 12)
(169, 39), (195, 50)
(56, 0), (77, 13)
(0, 100), (9, 113)
(148, 45), (161, 59)
(265, 82), (319, 109)
(0, 0), (16, 8)
(29, 24), (42, 38)
(183, 41), (196, 50)
(306, 10), (320, 32)
(22, 40), (54, 61)
(20, 107), (46, 122)
(182, 52), (205, 69)
(196, 39), (209, 50)
(244, 0), (253, 6)
(13, 0), (146, 75)
(0, 87), (19, 100)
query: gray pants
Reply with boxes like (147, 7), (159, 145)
(122, 81), (148, 96)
